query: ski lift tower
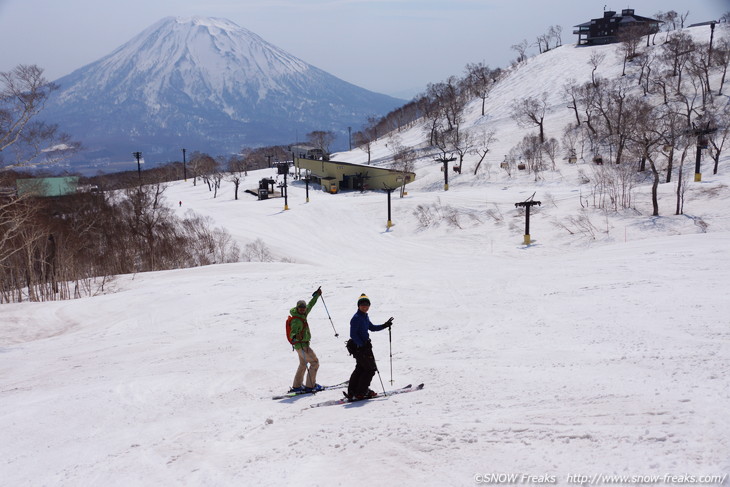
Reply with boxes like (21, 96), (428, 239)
(435, 154), (457, 191)
(277, 162), (290, 210)
(691, 121), (717, 182)
(515, 194), (541, 245)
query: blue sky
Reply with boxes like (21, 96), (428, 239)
(0, 0), (727, 98)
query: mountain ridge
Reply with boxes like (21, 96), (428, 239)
(41, 16), (404, 169)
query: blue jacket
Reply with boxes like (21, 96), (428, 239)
(350, 310), (387, 347)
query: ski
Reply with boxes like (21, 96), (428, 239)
(272, 380), (349, 400)
(308, 383), (424, 409)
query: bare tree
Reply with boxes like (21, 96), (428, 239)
(511, 39), (529, 64)
(588, 52), (606, 88)
(441, 76), (467, 132)
(673, 143), (692, 215)
(591, 78), (632, 164)
(635, 50), (657, 95)
(511, 92), (549, 143)
(563, 80), (582, 126)
(688, 43), (715, 106)
(706, 103), (730, 175)
(187, 151), (207, 186)
(661, 10), (680, 32)
(543, 137), (560, 170)
(121, 184), (173, 270)
(423, 77), (468, 146)
(577, 82), (600, 137)
(587, 161), (639, 211)
(1, 65), (79, 169)
(561, 125), (580, 162)
(655, 105), (687, 182)
(451, 127), (473, 173)
(226, 155), (247, 200)
(548, 25), (563, 48)
(628, 98), (665, 216)
(388, 135), (417, 197)
(679, 10), (690, 29)
(515, 134), (546, 180)
(713, 37), (730, 96)
(190, 153), (219, 191)
(661, 31), (695, 93)
(210, 161), (224, 198)
(353, 123), (376, 164)
(307, 130), (336, 158)
(243, 238), (273, 262)
(535, 33), (550, 54)
(0, 193), (37, 278)
(464, 62), (500, 116)
(618, 23), (649, 75)
(471, 127), (497, 175)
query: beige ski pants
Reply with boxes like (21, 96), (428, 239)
(292, 346), (319, 388)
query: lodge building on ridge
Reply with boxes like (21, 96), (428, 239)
(574, 8), (661, 46)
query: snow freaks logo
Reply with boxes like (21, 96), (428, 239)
(473, 473), (729, 485)
(474, 474), (557, 484)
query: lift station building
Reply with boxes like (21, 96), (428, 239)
(294, 157), (415, 194)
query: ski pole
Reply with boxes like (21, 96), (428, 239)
(318, 291), (339, 338)
(388, 326), (393, 385)
(373, 352), (387, 396)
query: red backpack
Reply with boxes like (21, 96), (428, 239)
(286, 315), (308, 345)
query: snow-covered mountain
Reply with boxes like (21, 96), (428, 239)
(41, 16), (404, 167)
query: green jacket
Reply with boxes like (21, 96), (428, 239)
(289, 294), (320, 350)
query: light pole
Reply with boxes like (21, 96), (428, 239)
(132, 151), (142, 183)
(182, 148), (187, 181)
(384, 186), (394, 229)
(709, 21), (716, 66)
(284, 171), (289, 210)
(304, 170), (311, 203)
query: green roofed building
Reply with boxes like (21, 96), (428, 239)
(16, 177), (79, 197)
(295, 157), (415, 194)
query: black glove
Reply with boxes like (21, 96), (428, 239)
(383, 317), (394, 328)
(312, 287), (322, 297)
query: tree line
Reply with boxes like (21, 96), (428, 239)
(353, 11), (730, 219)
(0, 167), (242, 303)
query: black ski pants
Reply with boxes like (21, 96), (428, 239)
(348, 343), (377, 397)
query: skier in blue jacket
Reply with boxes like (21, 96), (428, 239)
(346, 293), (393, 400)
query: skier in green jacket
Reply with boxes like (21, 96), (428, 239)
(289, 287), (323, 393)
